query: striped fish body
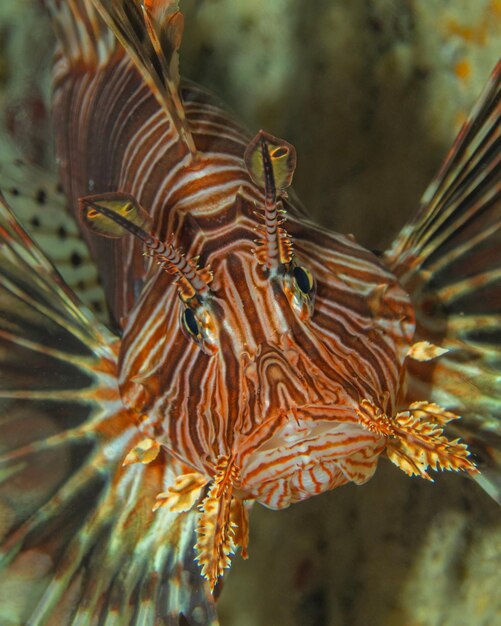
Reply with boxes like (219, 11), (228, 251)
(119, 199), (414, 508)
(1, 1), (498, 623)
(53, 20), (415, 508)
(53, 62), (253, 320)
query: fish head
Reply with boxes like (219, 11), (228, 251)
(117, 205), (415, 509)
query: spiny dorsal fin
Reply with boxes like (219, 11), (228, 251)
(91, 0), (197, 156)
(45, 0), (115, 67)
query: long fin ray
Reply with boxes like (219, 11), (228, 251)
(386, 60), (501, 274)
(44, 0), (115, 68)
(0, 194), (218, 624)
(90, 0), (197, 156)
(384, 61), (501, 503)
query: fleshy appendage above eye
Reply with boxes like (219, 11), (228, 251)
(180, 304), (219, 355)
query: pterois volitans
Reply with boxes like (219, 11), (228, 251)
(0, 1), (499, 624)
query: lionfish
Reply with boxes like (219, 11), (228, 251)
(0, 0), (499, 624)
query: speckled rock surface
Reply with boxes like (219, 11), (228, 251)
(0, 2), (500, 626)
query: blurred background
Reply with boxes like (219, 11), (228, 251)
(0, 1), (500, 625)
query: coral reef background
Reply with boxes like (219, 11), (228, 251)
(0, 1), (500, 625)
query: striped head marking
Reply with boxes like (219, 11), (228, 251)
(78, 134), (416, 586)
(79, 138), (414, 512)
(80, 152), (414, 587)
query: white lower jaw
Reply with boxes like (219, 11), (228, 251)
(236, 415), (385, 509)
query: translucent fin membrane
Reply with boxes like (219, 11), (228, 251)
(384, 60), (501, 503)
(0, 192), (218, 624)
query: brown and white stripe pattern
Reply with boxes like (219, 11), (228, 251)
(2, 2), (491, 620)
(51, 4), (415, 511)
(116, 200), (415, 508)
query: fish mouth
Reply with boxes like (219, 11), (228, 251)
(234, 402), (385, 508)
(236, 401), (376, 464)
(258, 403), (359, 444)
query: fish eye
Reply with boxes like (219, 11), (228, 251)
(293, 265), (314, 295)
(181, 304), (219, 355)
(183, 307), (200, 338)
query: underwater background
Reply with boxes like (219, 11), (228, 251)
(0, 1), (499, 624)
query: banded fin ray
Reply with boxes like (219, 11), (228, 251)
(90, 0), (197, 155)
(0, 194), (218, 625)
(46, 2), (211, 326)
(44, 0), (115, 68)
(384, 61), (501, 502)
